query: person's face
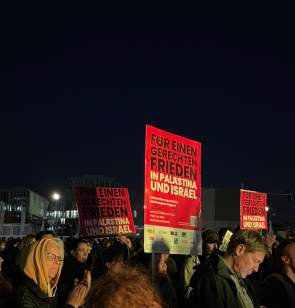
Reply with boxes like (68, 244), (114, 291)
(152, 254), (167, 279)
(45, 244), (61, 280)
(233, 245), (265, 278)
(206, 243), (217, 255)
(126, 238), (132, 249)
(119, 236), (127, 243)
(0, 256), (3, 271)
(107, 255), (124, 274)
(71, 243), (89, 263)
(0, 243), (6, 251)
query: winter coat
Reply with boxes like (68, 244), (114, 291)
(58, 256), (88, 290)
(14, 275), (74, 308)
(190, 250), (259, 308)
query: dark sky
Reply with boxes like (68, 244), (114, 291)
(1, 1), (295, 222)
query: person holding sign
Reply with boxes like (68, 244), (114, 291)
(190, 229), (269, 308)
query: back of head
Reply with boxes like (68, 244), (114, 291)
(102, 248), (123, 264)
(84, 265), (164, 308)
(20, 234), (36, 251)
(226, 229), (269, 256)
(36, 231), (54, 241)
(275, 239), (295, 268)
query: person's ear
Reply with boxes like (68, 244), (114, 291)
(105, 262), (111, 269)
(70, 250), (75, 257)
(281, 256), (289, 264)
(235, 244), (244, 256)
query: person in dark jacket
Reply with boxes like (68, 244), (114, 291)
(59, 239), (92, 290)
(13, 238), (91, 308)
(199, 229), (221, 263)
(131, 251), (178, 308)
(262, 239), (295, 308)
(190, 229), (269, 308)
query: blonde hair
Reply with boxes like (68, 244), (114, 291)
(226, 229), (269, 256)
(19, 238), (64, 296)
(45, 238), (64, 259)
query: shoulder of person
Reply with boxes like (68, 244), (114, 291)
(13, 285), (38, 307)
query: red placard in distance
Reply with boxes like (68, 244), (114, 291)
(240, 189), (267, 230)
(75, 187), (136, 238)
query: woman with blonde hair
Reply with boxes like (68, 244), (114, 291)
(14, 238), (91, 308)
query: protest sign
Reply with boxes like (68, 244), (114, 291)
(144, 125), (202, 255)
(75, 187), (136, 238)
(219, 230), (233, 252)
(241, 189), (267, 230)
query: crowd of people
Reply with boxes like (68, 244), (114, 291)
(0, 227), (294, 308)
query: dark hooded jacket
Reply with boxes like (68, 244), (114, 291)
(14, 275), (74, 308)
(13, 239), (74, 308)
(190, 250), (259, 308)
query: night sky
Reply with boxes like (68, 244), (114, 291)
(1, 1), (295, 223)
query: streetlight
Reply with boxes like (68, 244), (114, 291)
(51, 193), (60, 233)
(53, 193), (60, 201)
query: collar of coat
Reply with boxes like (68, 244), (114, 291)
(22, 275), (56, 299)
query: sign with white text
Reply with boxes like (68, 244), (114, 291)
(241, 189), (267, 230)
(144, 126), (202, 254)
(75, 187), (136, 238)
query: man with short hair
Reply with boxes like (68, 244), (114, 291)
(262, 239), (295, 308)
(190, 229), (268, 308)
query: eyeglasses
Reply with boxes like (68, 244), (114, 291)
(45, 253), (64, 262)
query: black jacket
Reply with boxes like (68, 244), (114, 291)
(58, 256), (88, 290)
(14, 275), (74, 308)
(190, 250), (259, 308)
(262, 271), (295, 308)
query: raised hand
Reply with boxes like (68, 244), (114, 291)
(66, 270), (91, 308)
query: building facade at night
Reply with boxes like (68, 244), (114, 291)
(0, 187), (48, 222)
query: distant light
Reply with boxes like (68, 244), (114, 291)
(53, 193), (60, 200)
(266, 206), (269, 211)
(273, 213), (276, 216)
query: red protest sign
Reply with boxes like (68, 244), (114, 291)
(240, 189), (267, 230)
(144, 125), (202, 255)
(75, 187), (136, 238)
